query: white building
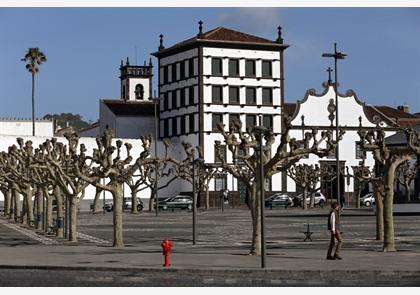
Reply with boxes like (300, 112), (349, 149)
(0, 118), (54, 137)
(152, 24), (289, 204)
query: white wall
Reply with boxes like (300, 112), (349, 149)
(0, 120), (53, 137)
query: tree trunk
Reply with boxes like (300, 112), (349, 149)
(373, 184), (384, 241)
(249, 185), (261, 256)
(93, 187), (102, 214)
(355, 181), (361, 209)
(303, 187), (309, 210)
(44, 188), (53, 233)
(35, 187), (43, 230)
(131, 189), (138, 214)
(383, 163), (396, 252)
(68, 196), (78, 242)
(24, 187), (34, 227)
(404, 182), (411, 202)
(4, 189), (11, 218)
(31, 73), (35, 136)
(13, 189), (19, 222)
(112, 184), (124, 247)
(148, 188), (156, 212)
(54, 186), (64, 238)
(205, 185), (210, 210)
(309, 188), (315, 208)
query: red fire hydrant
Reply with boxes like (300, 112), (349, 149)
(161, 239), (173, 267)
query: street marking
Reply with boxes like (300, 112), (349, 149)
(76, 232), (111, 245)
(0, 219), (58, 245)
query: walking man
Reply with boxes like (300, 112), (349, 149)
(326, 201), (343, 260)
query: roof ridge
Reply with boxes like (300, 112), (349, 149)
(368, 104), (397, 125)
(203, 26), (223, 38)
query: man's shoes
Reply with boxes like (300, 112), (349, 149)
(326, 256), (335, 260)
(334, 255), (343, 260)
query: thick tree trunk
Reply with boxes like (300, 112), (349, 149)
(13, 189), (19, 222)
(24, 187), (34, 226)
(45, 190), (53, 233)
(249, 185), (261, 256)
(373, 184), (384, 241)
(309, 188), (315, 208)
(54, 186), (64, 238)
(355, 182), (361, 209)
(93, 188), (102, 214)
(35, 187), (43, 230)
(383, 164), (396, 252)
(303, 187), (309, 210)
(112, 184), (124, 247)
(131, 189), (138, 214)
(404, 182), (411, 202)
(4, 189), (11, 218)
(148, 189), (156, 212)
(205, 186), (210, 210)
(68, 196), (78, 242)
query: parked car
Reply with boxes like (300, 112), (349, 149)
(102, 197), (144, 212)
(297, 192), (326, 208)
(265, 193), (293, 209)
(160, 195), (193, 211)
(360, 193), (375, 207)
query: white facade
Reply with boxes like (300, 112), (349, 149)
(0, 119), (54, 137)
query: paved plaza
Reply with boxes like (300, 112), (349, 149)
(1, 205), (420, 286)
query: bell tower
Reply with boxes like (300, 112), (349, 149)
(119, 57), (153, 101)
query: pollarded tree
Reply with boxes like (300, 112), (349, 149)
(395, 159), (417, 202)
(358, 126), (420, 251)
(215, 118), (344, 255)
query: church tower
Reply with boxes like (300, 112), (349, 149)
(119, 57), (153, 101)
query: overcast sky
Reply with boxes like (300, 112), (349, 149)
(0, 7), (419, 123)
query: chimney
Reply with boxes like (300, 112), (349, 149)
(397, 104), (410, 113)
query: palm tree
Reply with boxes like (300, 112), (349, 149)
(21, 48), (47, 136)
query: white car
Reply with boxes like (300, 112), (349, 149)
(360, 193), (375, 207)
(297, 192), (327, 208)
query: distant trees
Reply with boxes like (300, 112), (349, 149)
(21, 48), (47, 136)
(43, 113), (90, 132)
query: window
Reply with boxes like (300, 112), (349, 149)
(172, 117), (178, 136)
(214, 174), (227, 191)
(229, 59), (239, 77)
(163, 66), (168, 84)
(171, 63), (177, 82)
(180, 116), (186, 134)
(180, 88), (185, 108)
(189, 114), (195, 133)
(189, 86), (194, 106)
(246, 87), (256, 105)
(246, 115), (256, 131)
(135, 84), (144, 100)
(189, 58), (194, 77)
(171, 90), (177, 109)
(212, 86), (223, 104)
(229, 114), (240, 126)
(262, 61), (272, 78)
(263, 115), (273, 129)
(355, 142), (366, 159)
(262, 88), (272, 105)
(212, 58), (223, 76)
(245, 60), (256, 77)
(180, 61), (186, 80)
(163, 93), (169, 111)
(214, 144), (226, 163)
(164, 119), (169, 137)
(212, 113), (223, 131)
(229, 86), (240, 104)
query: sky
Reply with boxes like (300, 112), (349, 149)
(0, 7), (419, 123)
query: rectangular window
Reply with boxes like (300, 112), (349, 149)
(212, 85), (223, 104)
(214, 174), (227, 191)
(229, 86), (240, 104)
(189, 114), (195, 133)
(212, 113), (223, 131)
(355, 142), (366, 159)
(180, 116), (186, 134)
(163, 66), (168, 84)
(171, 90), (177, 109)
(262, 88), (273, 105)
(263, 115), (273, 129)
(188, 86), (194, 106)
(246, 87), (256, 105)
(189, 58), (194, 77)
(180, 61), (186, 80)
(180, 88), (185, 108)
(164, 119), (169, 137)
(163, 92), (169, 111)
(214, 144), (227, 164)
(262, 61), (272, 78)
(171, 63), (177, 82)
(245, 60), (256, 77)
(246, 115), (256, 131)
(172, 117), (178, 136)
(212, 58), (223, 76)
(229, 59), (239, 77)
(229, 114), (240, 126)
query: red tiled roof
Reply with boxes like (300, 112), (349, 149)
(102, 99), (157, 116)
(79, 121), (99, 133)
(283, 103), (297, 117)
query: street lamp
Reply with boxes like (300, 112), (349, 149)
(254, 121), (268, 269)
(322, 43), (347, 211)
(153, 97), (160, 216)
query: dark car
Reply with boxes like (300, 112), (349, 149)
(102, 197), (144, 212)
(161, 195), (193, 211)
(265, 193), (293, 209)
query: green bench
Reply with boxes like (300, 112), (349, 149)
(302, 223), (327, 241)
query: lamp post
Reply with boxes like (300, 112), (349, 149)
(322, 43), (347, 211)
(153, 97), (160, 216)
(254, 121), (268, 269)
